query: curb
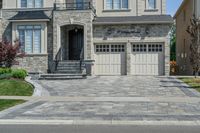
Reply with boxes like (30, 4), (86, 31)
(25, 77), (50, 97)
(0, 120), (200, 126)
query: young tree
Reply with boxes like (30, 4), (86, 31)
(187, 15), (200, 77)
(0, 39), (25, 68)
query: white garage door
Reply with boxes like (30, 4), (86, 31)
(131, 43), (164, 76)
(95, 44), (126, 75)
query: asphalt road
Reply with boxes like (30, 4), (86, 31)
(0, 125), (200, 133)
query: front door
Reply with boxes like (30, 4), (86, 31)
(69, 28), (84, 60)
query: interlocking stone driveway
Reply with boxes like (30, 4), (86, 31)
(1, 76), (200, 122)
(37, 76), (199, 97)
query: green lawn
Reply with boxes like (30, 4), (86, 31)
(0, 79), (34, 96)
(179, 78), (200, 92)
(0, 100), (25, 111)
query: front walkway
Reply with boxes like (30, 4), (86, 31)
(0, 76), (200, 125)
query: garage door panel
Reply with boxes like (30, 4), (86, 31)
(95, 44), (126, 75)
(131, 43), (164, 76)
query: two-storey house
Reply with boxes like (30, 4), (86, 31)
(0, 0), (172, 78)
(175, 0), (200, 75)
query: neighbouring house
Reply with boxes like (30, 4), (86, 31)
(0, 0), (172, 78)
(174, 0), (200, 75)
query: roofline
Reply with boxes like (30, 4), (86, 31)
(174, 0), (188, 18)
(93, 21), (173, 25)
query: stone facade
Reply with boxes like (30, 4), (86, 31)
(13, 55), (48, 73)
(93, 24), (170, 39)
(0, 8), (171, 75)
(93, 24), (171, 75)
(0, 9), (53, 73)
(52, 10), (94, 60)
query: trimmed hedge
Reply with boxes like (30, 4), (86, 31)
(0, 68), (27, 80)
(12, 69), (27, 79)
(0, 68), (12, 74)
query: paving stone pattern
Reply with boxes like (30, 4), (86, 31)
(37, 76), (198, 97)
(1, 76), (200, 121)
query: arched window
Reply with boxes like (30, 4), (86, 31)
(21, 0), (43, 8)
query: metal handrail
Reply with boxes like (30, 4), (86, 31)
(54, 2), (96, 14)
(80, 48), (84, 71)
(54, 48), (62, 71)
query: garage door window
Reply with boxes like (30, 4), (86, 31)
(133, 44), (163, 52)
(96, 44), (125, 53)
(133, 44), (147, 52)
(96, 44), (110, 52)
(111, 45), (125, 52)
(148, 44), (163, 52)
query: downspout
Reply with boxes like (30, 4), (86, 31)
(161, 0), (163, 14)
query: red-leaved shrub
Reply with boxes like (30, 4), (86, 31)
(0, 39), (25, 67)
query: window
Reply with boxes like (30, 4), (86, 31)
(132, 44), (162, 52)
(96, 44), (110, 53)
(76, 0), (84, 9)
(18, 25), (42, 54)
(105, 0), (128, 10)
(132, 44), (147, 52)
(148, 44), (162, 52)
(96, 44), (125, 53)
(21, 0), (43, 8)
(0, 0), (2, 9)
(147, 0), (156, 9)
(111, 44), (125, 52)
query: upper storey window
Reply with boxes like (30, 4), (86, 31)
(0, 0), (2, 9)
(21, 0), (43, 8)
(147, 0), (156, 10)
(105, 0), (128, 10)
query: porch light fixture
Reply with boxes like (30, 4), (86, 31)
(75, 27), (78, 32)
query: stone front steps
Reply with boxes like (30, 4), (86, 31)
(39, 74), (86, 80)
(39, 61), (86, 80)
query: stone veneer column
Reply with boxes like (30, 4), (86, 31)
(126, 41), (131, 75)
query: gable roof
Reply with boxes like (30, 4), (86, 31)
(9, 11), (50, 21)
(93, 15), (173, 25)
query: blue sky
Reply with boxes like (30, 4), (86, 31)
(167, 0), (183, 16)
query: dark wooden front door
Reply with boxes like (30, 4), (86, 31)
(69, 29), (84, 60)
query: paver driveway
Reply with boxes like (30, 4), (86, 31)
(37, 76), (199, 97)
(1, 76), (200, 122)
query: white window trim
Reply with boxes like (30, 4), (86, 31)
(12, 22), (47, 55)
(18, 0), (44, 8)
(145, 0), (157, 10)
(104, 0), (130, 10)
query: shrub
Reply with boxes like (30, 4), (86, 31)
(0, 68), (12, 74)
(12, 69), (27, 79)
(170, 61), (178, 75)
(0, 39), (25, 68)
